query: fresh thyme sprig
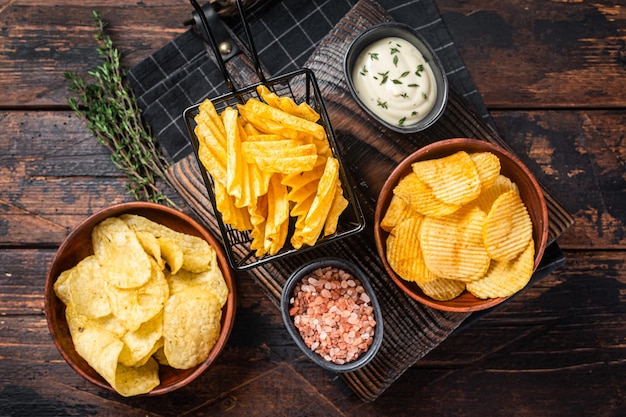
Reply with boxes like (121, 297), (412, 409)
(64, 11), (176, 207)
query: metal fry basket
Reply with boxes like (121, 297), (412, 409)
(183, 0), (365, 271)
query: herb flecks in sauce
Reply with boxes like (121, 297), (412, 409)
(352, 36), (437, 127)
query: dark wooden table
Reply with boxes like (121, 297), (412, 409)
(1, 1), (624, 416)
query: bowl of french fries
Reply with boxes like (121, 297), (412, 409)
(374, 138), (549, 312)
(184, 69), (365, 271)
(45, 202), (237, 396)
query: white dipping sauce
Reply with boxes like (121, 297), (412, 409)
(352, 37), (437, 127)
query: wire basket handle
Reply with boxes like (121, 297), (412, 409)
(189, 0), (267, 92)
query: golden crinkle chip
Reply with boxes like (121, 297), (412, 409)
(467, 240), (535, 299)
(419, 205), (491, 282)
(386, 216), (436, 284)
(393, 172), (460, 217)
(483, 190), (533, 261)
(411, 151), (481, 206)
(381, 151), (537, 302)
(54, 214), (229, 396)
(417, 278), (466, 301)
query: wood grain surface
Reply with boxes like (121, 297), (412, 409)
(0, 0), (624, 416)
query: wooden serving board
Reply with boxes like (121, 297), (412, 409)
(165, 0), (574, 401)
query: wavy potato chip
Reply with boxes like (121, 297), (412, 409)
(166, 267), (229, 307)
(467, 240), (535, 299)
(412, 151), (481, 206)
(483, 190), (533, 261)
(393, 172), (460, 217)
(470, 152), (501, 190)
(386, 216), (436, 284)
(163, 287), (222, 370)
(417, 277), (466, 301)
(419, 205), (491, 282)
(380, 194), (419, 232)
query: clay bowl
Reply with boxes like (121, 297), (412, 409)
(374, 138), (549, 312)
(280, 257), (383, 373)
(44, 202), (237, 395)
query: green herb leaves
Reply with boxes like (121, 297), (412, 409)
(64, 11), (175, 207)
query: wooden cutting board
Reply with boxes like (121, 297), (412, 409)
(165, 0), (573, 401)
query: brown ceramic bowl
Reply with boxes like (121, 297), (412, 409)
(374, 138), (549, 312)
(44, 202), (237, 395)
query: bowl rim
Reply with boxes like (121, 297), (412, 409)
(44, 201), (237, 396)
(280, 257), (384, 373)
(344, 21), (449, 133)
(373, 138), (549, 312)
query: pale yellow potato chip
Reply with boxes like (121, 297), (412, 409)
(69, 255), (111, 319)
(386, 216), (436, 284)
(412, 151), (481, 206)
(66, 304), (124, 391)
(92, 217), (152, 289)
(113, 357), (160, 397)
(135, 231), (164, 269)
(121, 214), (217, 273)
(157, 237), (184, 274)
(419, 205), (491, 282)
(483, 190), (533, 261)
(118, 311), (163, 367)
(53, 268), (73, 306)
(467, 240), (535, 299)
(163, 287), (222, 370)
(105, 258), (169, 332)
(166, 267), (229, 307)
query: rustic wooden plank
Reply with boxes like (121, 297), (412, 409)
(438, 0), (626, 108)
(0, 1), (190, 107)
(2, 1), (626, 109)
(491, 109), (626, 249)
(5, 248), (621, 415)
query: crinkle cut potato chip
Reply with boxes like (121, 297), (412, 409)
(386, 216), (437, 284)
(393, 172), (460, 217)
(417, 277), (466, 301)
(193, 85), (350, 256)
(380, 149), (538, 303)
(467, 239), (535, 299)
(411, 151), (481, 206)
(54, 214), (230, 396)
(483, 190), (533, 262)
(419, 205), (491, 282)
